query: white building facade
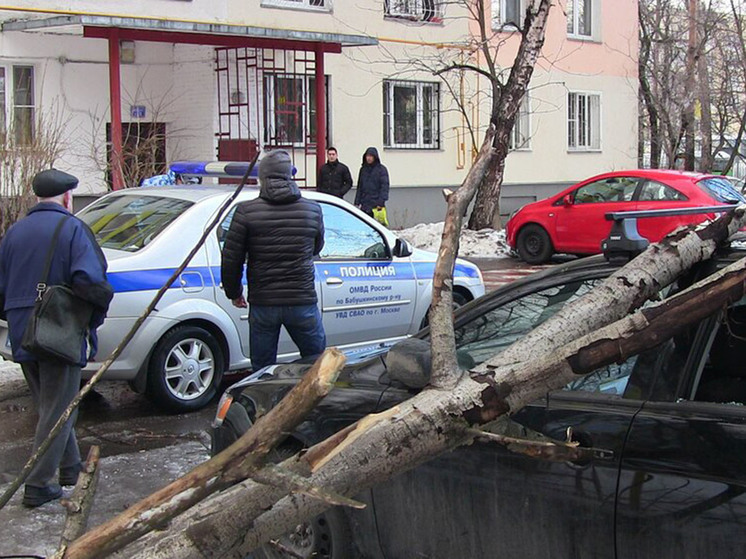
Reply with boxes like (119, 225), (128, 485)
(0, 1), (638, 226)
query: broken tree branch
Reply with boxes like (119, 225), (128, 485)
(52, 446), (101, 559)
(63, 348), (346, 559)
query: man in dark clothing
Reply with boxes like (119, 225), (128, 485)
(0, 169), (113, 507)
(317, 146), (353, 199)
(221, 150), (326, 371)
(355, 146), (390, 217)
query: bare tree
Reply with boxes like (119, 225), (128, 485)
(639, 0), (745, 174)
(85, 84), (190, 190)
(0, 105), (66, 238)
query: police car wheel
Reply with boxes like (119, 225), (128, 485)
(146, 325), (225, 412)
(517, 224), (553, 264)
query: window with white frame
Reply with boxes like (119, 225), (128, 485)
(509, 94), (530, 150)
(385, 0), (443, 23)
(492, 0), (522, 30)
(383, 80), (440, 149)
(566, 0), (593, 37)
(0, 65), (34, 144)
(567, 91), (601, 150)
(261, 0), (331, 12)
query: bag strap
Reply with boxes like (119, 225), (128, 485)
(35, 215), (71, 302)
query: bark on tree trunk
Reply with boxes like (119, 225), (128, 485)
(98, 209), (746, 559)
(467, 0), (552, 231)
(64, 349), (346, 559)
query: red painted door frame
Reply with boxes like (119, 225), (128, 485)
(86, 26), (337, 190)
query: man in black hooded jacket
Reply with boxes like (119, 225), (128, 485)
(354, 146), (390, 217)
(220, 150), (326, 371)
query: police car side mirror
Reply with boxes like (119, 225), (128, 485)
(393, 238), (413, 258)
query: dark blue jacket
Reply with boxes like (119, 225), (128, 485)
(354, 147), (390, 212)
(0, 203), (113, 365)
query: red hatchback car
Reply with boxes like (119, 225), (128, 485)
(505, 169), (745, 263)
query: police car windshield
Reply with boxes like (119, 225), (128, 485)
(77, 195), (193, 252)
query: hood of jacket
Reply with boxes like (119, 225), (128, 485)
(259, 150), (301, 203)
(361, 146), (381, 166)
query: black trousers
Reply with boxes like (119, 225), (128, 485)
(20, 360), (82, 488)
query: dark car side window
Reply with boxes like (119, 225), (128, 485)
(573, 177), (639, 204)
(692, 302), (746, 406)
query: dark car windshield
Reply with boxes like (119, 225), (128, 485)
(698, 177), (746, 204)
(77, 195), (193, 252)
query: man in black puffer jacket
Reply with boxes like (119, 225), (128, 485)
(221, 150), (326, 370)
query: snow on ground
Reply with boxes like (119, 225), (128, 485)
(396, 222), (511, 259)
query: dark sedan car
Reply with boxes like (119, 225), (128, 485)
(212, 249), (746, 559)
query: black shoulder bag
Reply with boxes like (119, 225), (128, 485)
(21, 216), (95, 364)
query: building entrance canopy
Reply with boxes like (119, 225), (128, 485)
(2, 14), (377, 189)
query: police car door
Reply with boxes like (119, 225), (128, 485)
(317, 203), (417, 349)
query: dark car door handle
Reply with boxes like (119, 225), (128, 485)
(591, 448), (615, 460)
(569, 429), (615, 462)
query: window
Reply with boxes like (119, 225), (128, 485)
(319, 203), (389, 259)
(261, 0), (330, 12)
(385, 0), (443, 23)
(637, 180), (688, 202)
(383, 80), (440, 149)
(492, 0), (522, 30)
(454, 279), (601, 366)
(698, 177), (746, 204)
(572, 177), (638, 204)
(509, 94), (530, 150)
(0, 65), (35, 144)
(566, 0), (593, 37)
(567, 91), (600, 150)
(694, 303), (746, 405)
(263, 74), (329, 147)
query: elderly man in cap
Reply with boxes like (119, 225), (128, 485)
(0, 169), (113, 507)
(221, 150), (326, 371)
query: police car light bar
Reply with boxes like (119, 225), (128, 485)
(169, 161), (297, 178)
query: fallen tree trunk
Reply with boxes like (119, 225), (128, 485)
(107, 210), (746, 559)
(64, 348), (346, 559)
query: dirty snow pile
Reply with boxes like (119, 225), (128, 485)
(397, 222), (511, 259)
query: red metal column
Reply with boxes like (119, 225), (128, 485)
(314, 45), (326, 181)
(108, 30), (124, 190)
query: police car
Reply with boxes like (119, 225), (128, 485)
(0, 161), (484, 411)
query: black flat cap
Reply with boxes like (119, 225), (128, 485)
(32, 169), (79, 197)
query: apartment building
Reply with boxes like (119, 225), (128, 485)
(0, 1), (638, 226)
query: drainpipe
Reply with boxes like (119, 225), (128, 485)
(108, 30), (124, 190)
(314, 44), (326, 183)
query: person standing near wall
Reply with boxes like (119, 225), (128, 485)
(355, 146), (390, 218)
(317, 146), (353, 199)
(220, 150), (326, 371)
(0, 169), (113, 507)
